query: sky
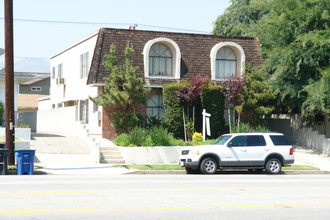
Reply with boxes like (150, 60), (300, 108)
(0, 0), (231, 68)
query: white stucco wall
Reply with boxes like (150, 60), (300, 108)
(46, 31), (101, 135)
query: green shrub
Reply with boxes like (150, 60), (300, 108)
(163, 82), (189, 138)
(201, 83), (225, 138)
(114, 133), (130, 146)
(141, 137), (153, 147)
(16, 124), (30, 128)
(128, 127), (148, 146)
(231, 122), (270, 133)
(149, 126), (171, 146)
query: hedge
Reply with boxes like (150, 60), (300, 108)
(162, 82), (187, 138)
(201, 83), (225, 138)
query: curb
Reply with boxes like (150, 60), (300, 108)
(126, 170), (330, 175)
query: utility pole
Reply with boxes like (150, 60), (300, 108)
(4, 0), (15, 165)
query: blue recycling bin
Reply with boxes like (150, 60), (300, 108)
(15, 149), (36, 175)
(0, 149), (9, 175)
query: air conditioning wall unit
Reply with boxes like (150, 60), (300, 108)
(56, 78), (65, 85)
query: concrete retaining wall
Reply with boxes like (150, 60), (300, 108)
(269, 114), (330, 156)
(0, 127), (31, 141)
(119, 146), (185, 164)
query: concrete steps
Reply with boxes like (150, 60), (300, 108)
(100, 146), (125, 164)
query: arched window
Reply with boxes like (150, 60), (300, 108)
(146, 94), (164, 119)
(149, 43), (173, 77)
(210, 42), (245, 80)
(216, 47), (237, 79)
(143, 38), (181, 79)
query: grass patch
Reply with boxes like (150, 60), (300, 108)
(114, 164), (319, 171)
(282, 165), (319, 170)
(8, 165), (44, 170)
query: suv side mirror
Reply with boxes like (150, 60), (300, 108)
(227, 142), (233, 147)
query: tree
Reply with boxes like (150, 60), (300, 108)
(213, 0), (330, 122)
(91, 42), (150, 131)
(237, 68), (278, 127)
(212, 0), (269, 36)
(175, 75), (206, 140)
(220, 73), (246, 132)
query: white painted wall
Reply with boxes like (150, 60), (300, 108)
(46, 32), (101, 135)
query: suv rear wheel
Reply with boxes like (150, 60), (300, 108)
(265, 158), (282, 174)
(200, 158), (217, 174)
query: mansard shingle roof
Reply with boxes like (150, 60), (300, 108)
(87, 28), (263, 86)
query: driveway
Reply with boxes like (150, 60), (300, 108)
(30, 132), (90, 154)
(30, 132), (94, 166)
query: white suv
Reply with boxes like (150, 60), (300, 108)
(179, 132), (294, 174)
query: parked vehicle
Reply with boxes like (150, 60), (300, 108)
(179, 132), (294, 174)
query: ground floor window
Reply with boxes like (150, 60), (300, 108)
(146, 94), (164, 120)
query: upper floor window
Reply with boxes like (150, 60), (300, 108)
(31, 87), (42, 92)
(58, 64), (63, 78)
(143, 38), (181, 79)
(80, 52), (89, 78)
(210, 42), (245, 80)
(216, 47), (237, 79)
(149, 43), (172, 77)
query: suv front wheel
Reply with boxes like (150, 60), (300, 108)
(265, 158), (282, 174)
(200, 158), (217, 174)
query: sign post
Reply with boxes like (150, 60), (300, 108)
(202, 109), (211, 141)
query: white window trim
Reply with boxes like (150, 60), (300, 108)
(210, 42), (245, 81)
(143, 37), (181, 80)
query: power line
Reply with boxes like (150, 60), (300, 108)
(0, 17), (210, 34)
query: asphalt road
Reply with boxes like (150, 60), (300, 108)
(0, 174), (330, 220)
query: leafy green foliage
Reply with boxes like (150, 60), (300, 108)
(231, 122), (270, 133)
(149, 126), (171, 146)
(163, 82), (188, 138)
(201, 82), (225, 138)
(213, 0), (330, 121)
(91, 42), (150, 131)
(114, 133), (130, 147)
(238, 68), (278, 127)
(128, 127), (148, 146)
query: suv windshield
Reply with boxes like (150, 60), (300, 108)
(211, 135), (232, 145)
(270, 135), (290, 145)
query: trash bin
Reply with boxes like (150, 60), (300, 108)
(0, 149), (9, 175)
(15, 149), (36, 175)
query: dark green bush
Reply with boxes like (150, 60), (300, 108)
(201, 83), (225, 138)
(163, 82), (188, 138)
(231, 122), (270, 133)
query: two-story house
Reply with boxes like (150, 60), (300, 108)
(38, 28), (263, 141)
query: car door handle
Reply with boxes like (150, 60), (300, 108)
(241, 149), (247, 152)
(264, 148), (269, 152)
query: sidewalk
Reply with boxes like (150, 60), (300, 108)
(30, 132), (330, 175)
(34, 147), (330, 175)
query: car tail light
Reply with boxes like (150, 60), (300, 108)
(289, 147), (293, 155)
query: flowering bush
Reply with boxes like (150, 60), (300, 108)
(192, 132), (203, 142)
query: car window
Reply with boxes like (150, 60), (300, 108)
(270, 135), (290, 145)
(246, 135), (266, 146)
(211, 135), (232, 145)
(230, 136), (246, 147)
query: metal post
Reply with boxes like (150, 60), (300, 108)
(4, 0), (15, 165)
